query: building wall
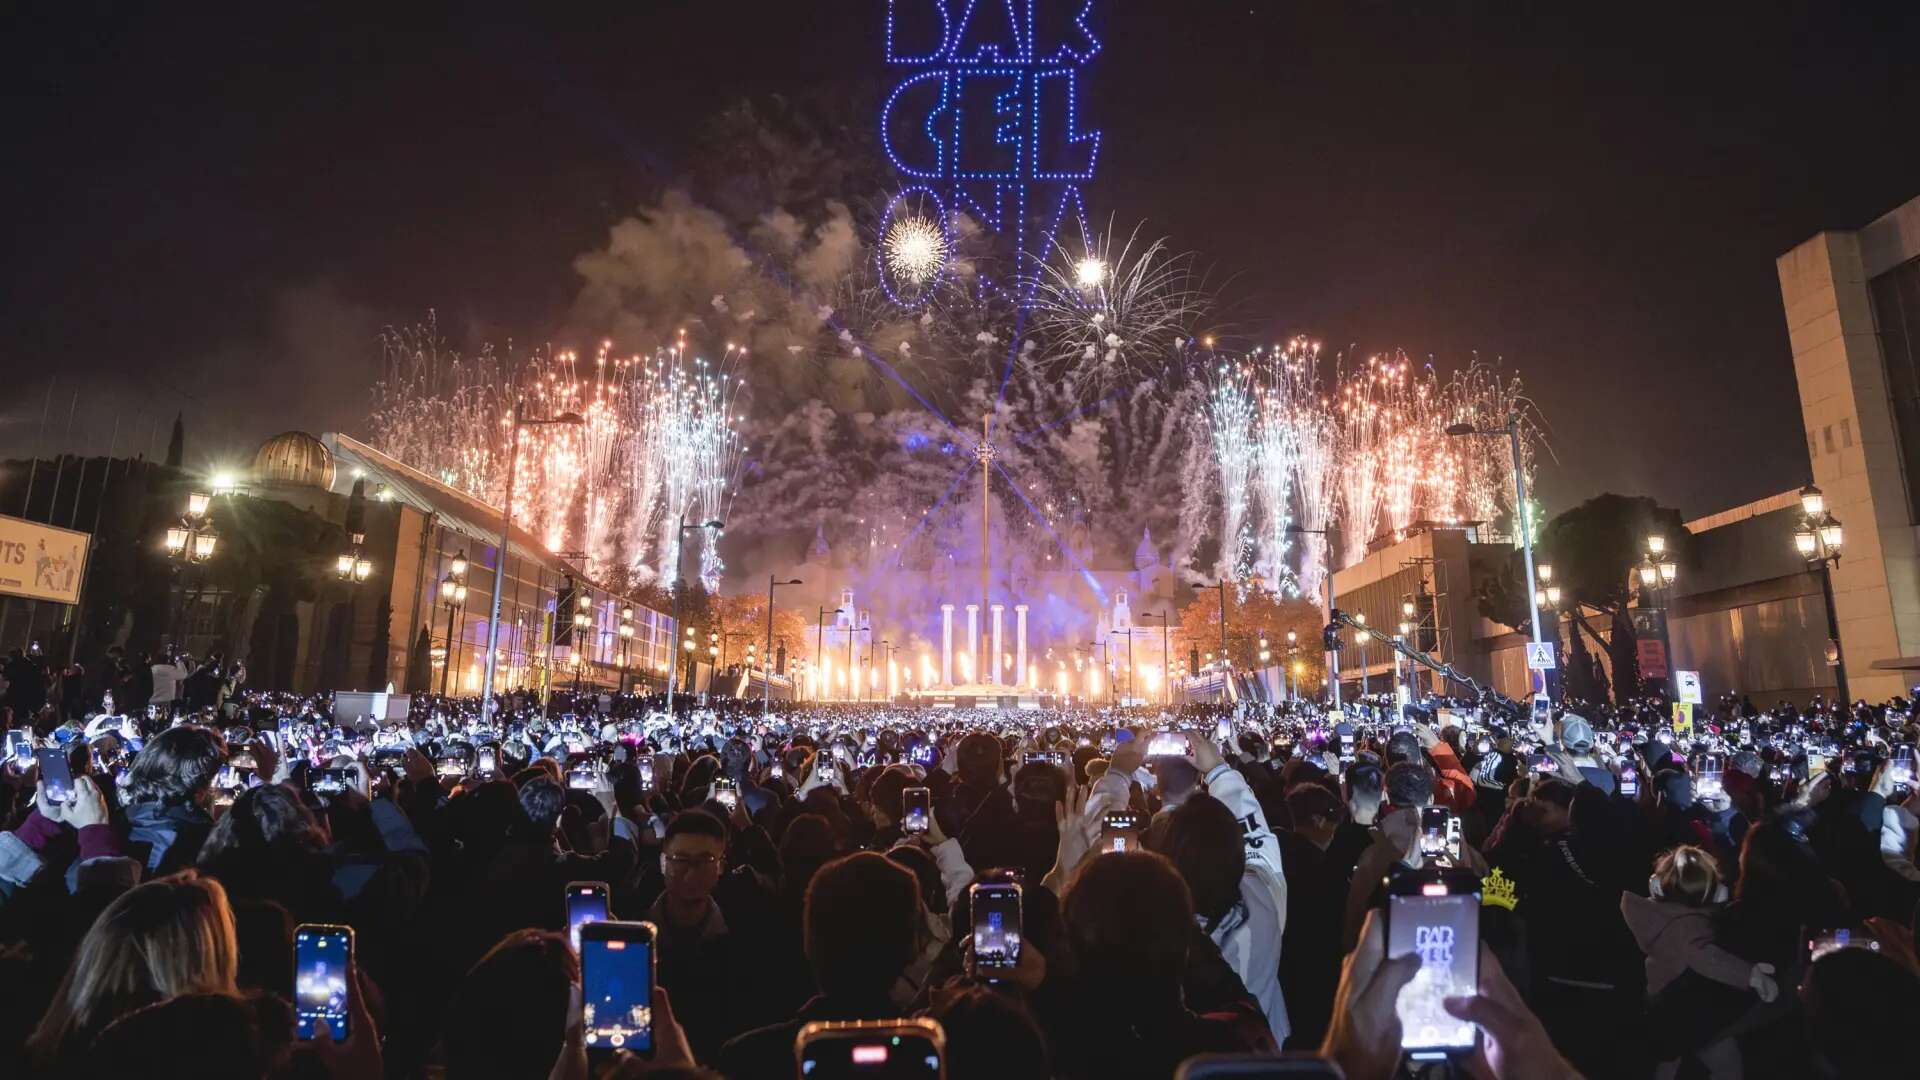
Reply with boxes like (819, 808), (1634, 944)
(1778, 194), (1920, 702)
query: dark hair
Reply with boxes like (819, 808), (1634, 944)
(1803, 946), (1920, 1077)
(869, 765), (916, 822)
(885, 842), (947, 916)
(928, 984), (1049, 1080)
(87, 991), (292, 1080)
(197, 785), (325, 867)
(665, 808), (729, 846)
(1285, 782), (1343, 827)
(1385, 761), (1434, 807)
(126, 726), (225, 807)
(805, 853), (921, 999)
(1385, 731), (1422, 767)
(517, 776), (566, 837)
(1160, 793), (1245, 929)
(1346, 762), (1385, 800)
(444, 931), (579, 1080)
(1062, 852), (1193, 1002)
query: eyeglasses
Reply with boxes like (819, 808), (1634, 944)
(663, 853), (724, 872)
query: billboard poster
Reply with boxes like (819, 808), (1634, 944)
(0, 515), (89, 605)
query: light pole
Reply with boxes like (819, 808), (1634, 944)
(1286, 629), (1299, 700)
(1533, 565), (1563, 700)
(1795, 485), (1848, 708)
(481, 402), (585, 719)
(666, 515), (724, 725)
(1142, 611), (1171, 706)
(1636, 535), (1679, 699)
(765, 576), (802, 719)
(162, 490), (220, 648)
(572, 586), (594, 693)
(816, 606), (845, 701)
(1445, 417), (1544, 690)
(1354, 612), (1370, 700)
(1286, 523), (1342, 708)
(618, 607), (635, 695)
(438, 552), (469, 696)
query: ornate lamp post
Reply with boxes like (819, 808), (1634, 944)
(618, 607), (635, 695)
(1636, 534), (1679, 697)
(1795, 485), (1848, 707)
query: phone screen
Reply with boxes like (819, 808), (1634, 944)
(1419, 807), (1448, 861)
(1102, 810), (1142, 853)
(581, 923), (654, 1055)
(293, 925), (352, 1041)
(902, 787), (931, 834)
(477, 747), (497, 776)
(312, 768), (352, 795)
(639, 758), (656, 787)
(5, 729), (31, 762)
(567, 883), (610, 951)
(1388, 887), (1479, 1058)
(797, 1026), (943, 1078)
(35, 747), (73, 803)
(971, 883), (1022, 971)
(1148, 733), (1190, 757)
(1619, 765), (1639, 797)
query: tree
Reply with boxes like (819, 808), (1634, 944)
(1174, 585), (1326, 690)
(715, 591), (808, 670)
(1477, 492), (1686, 704)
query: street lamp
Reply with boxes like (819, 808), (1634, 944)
(1795, 484), (1849, 707)
(1446, 417), (1545, 686)
(1635, 534), (1680, 698)
(618, 608), (635, 694)
(764, 576), (802, 719)
(666, 515), (725, 725)
(1141, 611), (1172, 706)
(439, 551), (469, 695)
(481, 403), (586, 718)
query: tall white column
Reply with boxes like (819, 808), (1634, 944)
(990, 604), (1004, 685)
(1015, 604), (1028, 688)
(941, 604), (955, 687)
(965, 605), (980, 685)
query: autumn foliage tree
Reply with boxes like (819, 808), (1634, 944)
(1174, 584), (1327, 689)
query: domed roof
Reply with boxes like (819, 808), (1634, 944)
(253, 431), (335, 489)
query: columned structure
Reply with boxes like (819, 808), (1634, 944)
(965, 604), (980, 684)
(1015, 604), (1029, 689)
(940, 603), (955, 686)
(990, 604), (1004, 684)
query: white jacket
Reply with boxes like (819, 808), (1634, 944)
(1202, 763), (1290, 1044)
(1882, 804), (1920, 883)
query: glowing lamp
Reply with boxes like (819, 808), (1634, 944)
(1638, 562), (1658, 588)
(1546, 585), (1563, 607)
(1646, 534), (1666, 556)
(1819, 516), (1843, 552)
(1795, 527), (1818, 557)
(1800, 485), (1825, 517)
(1536, 563), (1553, 585)
(191, 532), (217, 562)
(187, 491), (211, 517)
(450, 551), (469, 578)
(164, 527), (189, 556)
(1658, 560), (1677, 586)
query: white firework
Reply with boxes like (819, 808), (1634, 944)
(1209, 362), (1257, 583)
(1030, 220), (1206, 398)
(883, 214), (947, 286)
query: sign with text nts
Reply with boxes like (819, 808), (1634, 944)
(0, 515), (89, 606)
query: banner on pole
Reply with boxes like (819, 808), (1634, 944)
(0, 515), (89, 605)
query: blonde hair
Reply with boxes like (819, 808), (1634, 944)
(27, 871), (240, 1069)
(1653, 845), (1723, 907)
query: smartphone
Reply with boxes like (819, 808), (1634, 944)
(1148, 732), (1190, 757)
(817, 761), (839, 785)
(1529, 753), (1556, 775)
(795, 1018), (945, 1079)
(902, 787), (931, 835)
(476, 746), (497, 777)
(1808, 928), (1881, 964)
(638, 756), (656, 788)
(580, 920), (656, 1058)
(566, 881), (611, 951)
(769, 762), (784, 781)
(1419, 806), (1449, 862)
(970, 880), (1023, 973)
(5, 729), (31, 762)
(311, 767), (353, 796)
(711, 777), (739, 811)
(1530, 695), (1551, 734)
(35, 747), (74, 803)
(1619, 764), (1639, 798)
(1386, 868), (1481, 1061)
(293, 924), (353, 1041)
(1102, 809), (1143, 853)
(1806, 751), (1828, 777)
(1215, 718), (1232, 744)
(568, 763), (597, 791)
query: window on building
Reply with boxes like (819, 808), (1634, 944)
(1824, 426), (1836, 454)
(1841, 417), (1854, 448)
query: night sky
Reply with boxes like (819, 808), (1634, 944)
(4, 1), (1918, 519)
